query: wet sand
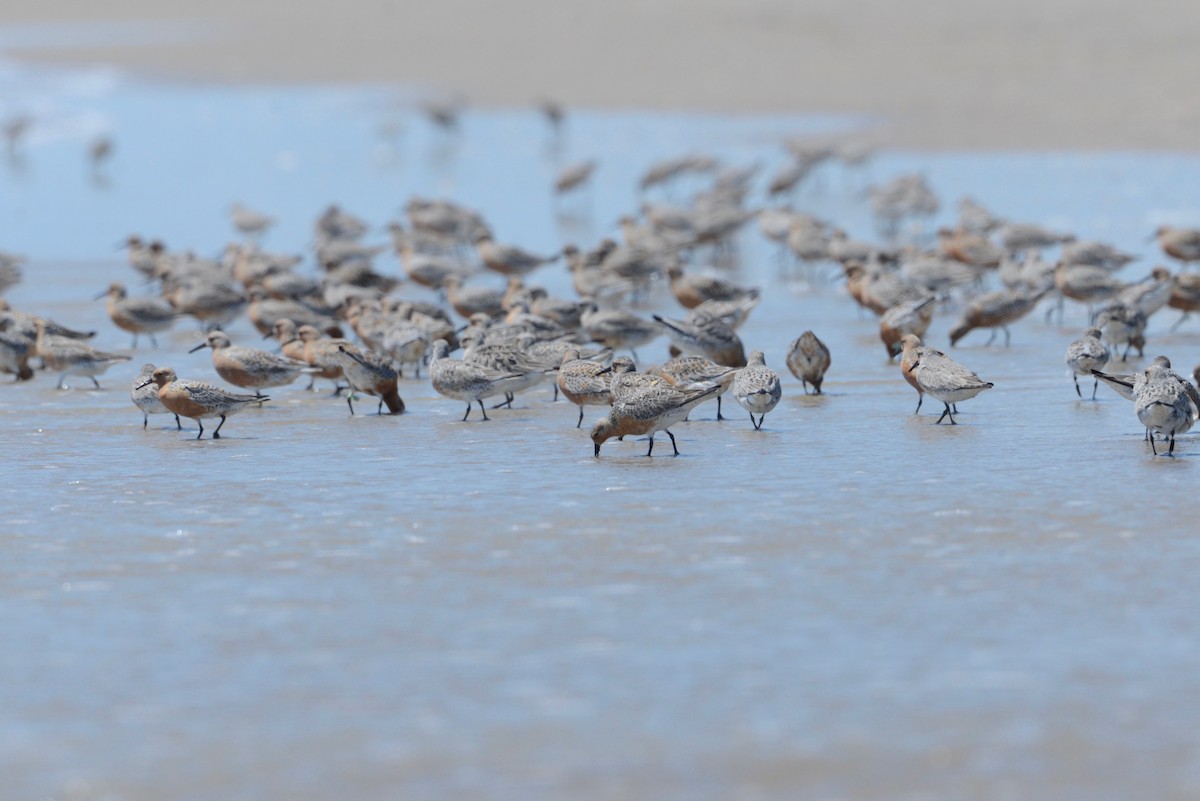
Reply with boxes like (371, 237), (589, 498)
(1, 0), (1199, 149)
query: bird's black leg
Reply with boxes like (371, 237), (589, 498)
(758, 414), (766, 430)
(1091, 378), (1098, 401)
(1149, 432), (1158, 455)
(576, 406), (584, 428)
(212, 415), (226, 439)
(174, 414), (182, 430)
(91, 377), (101, 389)
(1073, 374), (1081, 398)
(936, 404), (951, 424)
(748, 410), (757, 429)
(347, 394), (355, 415)
(143, 413), (148, 429)
(646, 434), (655, 456)
(196, 420), (204, 440)
(666, 429), (679, 455)
(914, 394), (923, 415)
(479, 400), (490, 421)
(149, 333), (158, 349)
(1170, 434), (1176, 455)
(716, 396), (724, 420)
(377, 399), (384, 415)
(462, 403), (472, 421)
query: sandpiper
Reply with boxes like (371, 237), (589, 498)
(131, 363), (181, 429)
(785, 331), (831, 394)
(908, 345), (993, 424)
(733, 350), (782, 430)
(590, 382), (721, 456)
(556, 348), (614, 427)
(137, 366), (265, 439)
(189, 330), (310, 397)
(1065, 328), (1110, 400)
(35, 320), (130, 389)
(333, 344), (404, 415)
(100, 283), (177, 348)
(429, 339), (525, 421)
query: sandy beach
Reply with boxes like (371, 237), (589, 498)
(1, 0), (1198, 149)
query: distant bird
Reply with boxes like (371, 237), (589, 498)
(1154, 226), (1200, 268)
(35, 320), (129, 389)
(99, 283), (177, 348)
(554, 160), (596, 194)
(230, 203), (276, 239)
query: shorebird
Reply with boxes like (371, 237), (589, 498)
(0, 328), (33, 381)
(189, 330), (309, 397)
(333, 344), (404, 415)
(650, 355), (737, 420)
(1133, 358), (1199, 455)
(907, 342), (994, 424)
(474, 233), (559, 277)
(296, 325), (347, 392)
(0, 251), (23, 295)
(733, 350), (782, 430)
(998, 222), (1074, 254)
(898, 335), (938, 414)
(1054, 263), (1124, 320)
(785, 331), (831, 394)
(880, 297), (935, 360)
(608, 356), (678, 401)
(1065, 328), (1110, 399)
(652, 312), (745, 367)
(462, 335), (551, 408)
(1093, 356), (1199, 443)
(1060, 240), (1136, 270)
(554, 160), (596, 195)
(131, 363), (181, 429)
(99, 283), (177, 348)
(556, 348), (613, 427)
(166, 280), (247, 330)
(665, 265), (757, 310)
(937, 228), (1004, 269)
(1094, 302), (1146, 360)
(1154, 226), (1200, 268)
(590, 382), (721, 457)
(230, 203), (276, 239)
(35, 321), (130, 389)
(137, 366), (264, 439)
(429, 339), (525, 421)
(948, 287), (1049, 346)
(443, 275), (504, 319)
(581, 304), (659, 361)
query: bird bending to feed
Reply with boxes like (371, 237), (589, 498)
(590, 382), (721, 457)
(333, 343), (405, 415)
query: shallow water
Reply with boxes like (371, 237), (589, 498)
(4, 58), (1200, 801)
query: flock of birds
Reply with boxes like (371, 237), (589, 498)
(5, 108), (1200, 457)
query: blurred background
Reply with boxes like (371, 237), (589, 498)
(1, 0), (1198, 148)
